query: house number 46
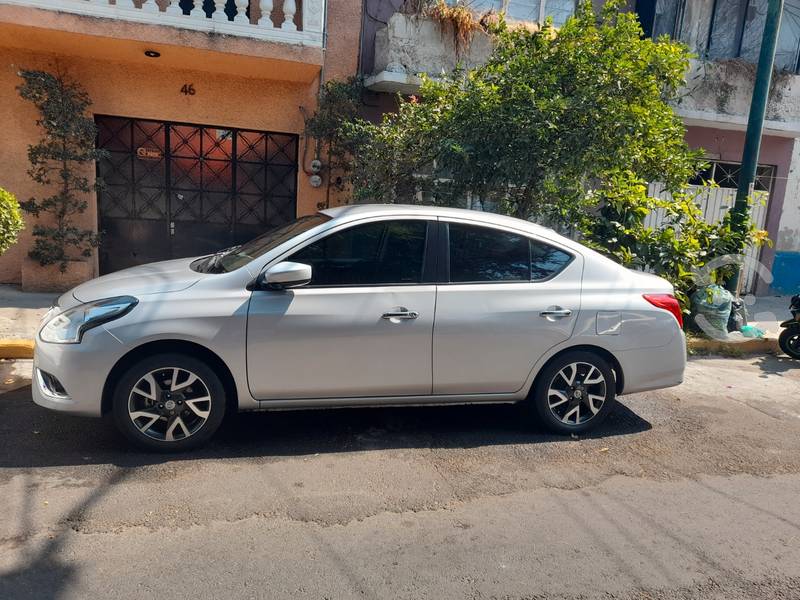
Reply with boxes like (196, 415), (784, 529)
(181, 84), (196, 96)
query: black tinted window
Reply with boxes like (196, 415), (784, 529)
(530, 240), (572, 280)
(448, 224), (572, 283)
(449, 224), (530, 282)
(291, 220), (428, 286)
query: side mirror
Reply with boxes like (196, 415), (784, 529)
(256, 261), (312, 290)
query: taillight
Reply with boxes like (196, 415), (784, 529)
(643, 293), (683, 328)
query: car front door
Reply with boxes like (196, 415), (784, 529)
(246, 217), (437, 400)
(433, 220), (583, 395)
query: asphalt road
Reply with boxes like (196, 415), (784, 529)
(1, 355), (800, 599)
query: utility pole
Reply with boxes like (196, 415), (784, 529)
(728, 0), (784, 293)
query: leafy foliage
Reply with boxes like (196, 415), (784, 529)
(17, 70), (106, 272)
(327, 0), (767, 312)
(576, 170), (769, 309)
(425, 0), (486, 54)
(346, 0), (702, 218)
(0, 187), (24, 255)
(304, 77), (366, 201)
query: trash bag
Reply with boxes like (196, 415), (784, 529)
(740, 325), (765, 338)
(728, 297), (748, 332)
(691, 285), (733, 338)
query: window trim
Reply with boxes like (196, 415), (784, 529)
(275, 217), (439, 289)
(439, 220), (575, 286)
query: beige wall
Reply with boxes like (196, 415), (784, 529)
(0, 1), (362, 289)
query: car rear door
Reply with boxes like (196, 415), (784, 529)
(246, 217), (438, 400)
(433, 219), (583, 395)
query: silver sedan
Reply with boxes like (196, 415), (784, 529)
(33, 204), (686, 451)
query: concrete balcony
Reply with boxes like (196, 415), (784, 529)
(0, 0), (325, 45)
(364, 12), (493, 94)
(0, 0), (328, 81)
(676, 59), (800, 138)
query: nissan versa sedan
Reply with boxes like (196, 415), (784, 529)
(33, 204), (686, 451)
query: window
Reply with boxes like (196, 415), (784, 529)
(704, 0), (800, 72)
(635, 0), (685, 40)
(192, 214), (329, 273)
(449, 223), (530, 282)
(460, 0), (576, 26)
(689, 160), (775, 193)
(290, 220), (429, 286)
(530, 240), (573, 280)
(448, 223), (572, 283)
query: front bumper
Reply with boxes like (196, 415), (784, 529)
(32, 326), (124, 417)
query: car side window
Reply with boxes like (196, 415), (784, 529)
(448, 223), (573, 283)
(448, 223), (530, 282)
(530, 240), (572, 281)
(290, 220), (429, 286)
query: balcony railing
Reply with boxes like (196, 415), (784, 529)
(0, 0), (326, 46)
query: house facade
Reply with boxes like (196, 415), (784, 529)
(360, 0), (800, 296)
(0, 0), (362, 290)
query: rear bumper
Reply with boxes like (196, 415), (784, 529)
(32, 327), (124, 417)
(617, 329), (686, 395)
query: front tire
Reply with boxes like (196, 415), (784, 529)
(112, 353), (226, 452)
(529, 350), (616, 435)
(779, 328), (800, 359)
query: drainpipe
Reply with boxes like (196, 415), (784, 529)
(728, 0), (784, 293)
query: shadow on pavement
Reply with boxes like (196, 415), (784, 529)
(753, 354), (799, 378)
(0, 385), (651, 470)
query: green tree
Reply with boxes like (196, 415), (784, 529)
(346, 0), (701, 218)
(17, 70), (106, 272)
(0, 187), (24, 255)
(334, 0), (767, 311)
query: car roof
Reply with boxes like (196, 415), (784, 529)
(320, 203), (555, 236)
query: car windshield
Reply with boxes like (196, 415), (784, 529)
(191, 214), (331, 274)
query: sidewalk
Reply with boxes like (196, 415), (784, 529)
(0, 285), (55, 339)
(746, 294), (791, 337)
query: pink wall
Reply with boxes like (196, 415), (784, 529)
(684, 126), (793, 295)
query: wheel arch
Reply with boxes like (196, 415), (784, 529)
(101, 339), (239, 416)
(527, 344), (625, 399)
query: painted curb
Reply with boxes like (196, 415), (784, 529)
(0, 339), (34, 359)
(687, 336), (779, 356)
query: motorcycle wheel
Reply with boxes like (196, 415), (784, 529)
(779, 328), (800, 359)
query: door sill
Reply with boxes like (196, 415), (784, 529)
(251, 392), (521, 411)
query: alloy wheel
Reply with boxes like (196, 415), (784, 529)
(546, 361), (608, 425)
(128, 367), (212, 442)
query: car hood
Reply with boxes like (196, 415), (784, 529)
(66, 257), (203, 305)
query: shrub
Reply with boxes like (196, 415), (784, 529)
(0, 187), (24, 255)
(17, 69), (106, 273)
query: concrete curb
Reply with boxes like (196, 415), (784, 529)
(687, 336), (780, 356)
(0, 339), (34, 359)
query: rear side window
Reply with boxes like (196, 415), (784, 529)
(530, 240), (572, 280)
(290, 220), (429, 286)
(447, 223), (572, 283)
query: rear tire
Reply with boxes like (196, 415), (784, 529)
(111, 353), (226, 452)
(529, 350), (616, 435)
(779, 328), (800, 359)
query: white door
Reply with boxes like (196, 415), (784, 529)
(433, 220), (583, 395)
(247, 218), (436, 399)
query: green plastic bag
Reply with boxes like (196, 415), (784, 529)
(691, 285), (733, 337)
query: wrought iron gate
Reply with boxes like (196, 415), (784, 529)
(96, 115), (298, 274)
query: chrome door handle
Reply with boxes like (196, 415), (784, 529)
(382, 310), (419, 320)
(540, 308), (572, 318)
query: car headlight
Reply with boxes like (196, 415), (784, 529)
(39, 296), (138, 344)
